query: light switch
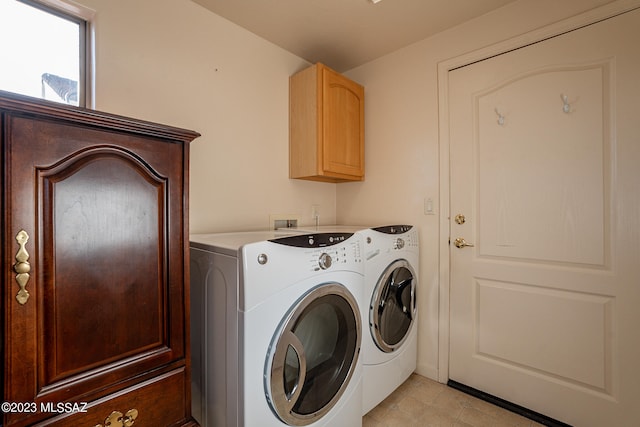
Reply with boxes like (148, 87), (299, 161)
(424, 197), (435, 215)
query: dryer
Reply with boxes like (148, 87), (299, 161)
(359, 225), (418, 414)
(190, 231), (364, 427)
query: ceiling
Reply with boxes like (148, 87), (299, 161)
(191, 0), (518, 72)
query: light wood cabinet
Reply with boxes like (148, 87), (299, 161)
(289, 63), (364, 182)
(1, 91), (200, 427)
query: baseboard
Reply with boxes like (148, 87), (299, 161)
(447, 380), (573, 427)
(414, 363), (439, 382)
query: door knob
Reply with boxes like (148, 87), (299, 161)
(453, 238), (474, 249)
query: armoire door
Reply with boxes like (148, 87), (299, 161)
(3, 110), (189, 426)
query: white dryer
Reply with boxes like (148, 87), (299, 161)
(359, 225), (418, 414)
(190, 231), (364, 427)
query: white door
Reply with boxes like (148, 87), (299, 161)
(448, 9), (640, 427)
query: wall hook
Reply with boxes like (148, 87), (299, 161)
(561, 94), (571, 113)
(494, 108), (505, 126)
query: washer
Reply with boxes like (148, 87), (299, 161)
(359, 225), (418, 414)
(190, 231), (364, 427)
(283, 225), (419, 414)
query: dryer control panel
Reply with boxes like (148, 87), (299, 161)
(371, 225), (413, 234)
(364, 225), (419, 261)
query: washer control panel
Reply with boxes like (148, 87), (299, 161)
(271, 232), (353, 248)
(270, 233), (362, 271)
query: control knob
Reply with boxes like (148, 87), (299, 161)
(394, 238), (405, 250)
(318, 253), (332, 270)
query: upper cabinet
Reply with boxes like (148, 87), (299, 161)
(290, 63), (365, 182)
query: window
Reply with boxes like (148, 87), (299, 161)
(0, 0), (92, 107)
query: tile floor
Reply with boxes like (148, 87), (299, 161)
(363, 374), (545, 427)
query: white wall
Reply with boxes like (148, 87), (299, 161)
(339, 0), (616, 380)
(73, 0), (617, 382)
(78, 0), (337, 233)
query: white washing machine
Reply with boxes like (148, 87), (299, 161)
(283, 225), (419, 414)
(359, 225), (418, 414)
(190, 231), (364, 427)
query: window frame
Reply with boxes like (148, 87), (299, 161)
(12, 0), (95, 108)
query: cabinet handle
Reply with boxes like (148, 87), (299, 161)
(13, 230), (31, 305)
(123, 409), (138, 426)
(93, 408), (138, 427)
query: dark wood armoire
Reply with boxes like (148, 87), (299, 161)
(1, 90), (200, 426)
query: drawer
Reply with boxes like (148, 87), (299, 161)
(32, 367), (194, 426)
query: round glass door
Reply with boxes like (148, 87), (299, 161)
(370, 259), (417, 353)
(266, 283), (361, 426)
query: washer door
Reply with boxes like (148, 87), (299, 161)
(266, 283), (361, 426)
(370, 259), (417, 353)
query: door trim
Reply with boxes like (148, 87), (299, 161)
(436, 0), (640, 383)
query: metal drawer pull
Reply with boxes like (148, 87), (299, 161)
(13, 230), (31, 305)
(94, 408), (138, 427)
(124, 409), (138, 426)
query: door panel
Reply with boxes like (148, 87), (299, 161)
(41, 148), (167, 381)
(476, 64), (608, 266)
(476, 280), (612, 390)
(322, 67), (364, 177)
(449, 9), (640, 426)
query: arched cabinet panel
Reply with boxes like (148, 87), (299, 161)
(39, 148), (168, 383)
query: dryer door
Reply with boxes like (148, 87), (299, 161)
(370, 259), (417, 352)
(266, 283), (361, 426)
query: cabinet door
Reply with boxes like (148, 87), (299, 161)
(322, 67), (364, 179)
(3, 113), (188, 426)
